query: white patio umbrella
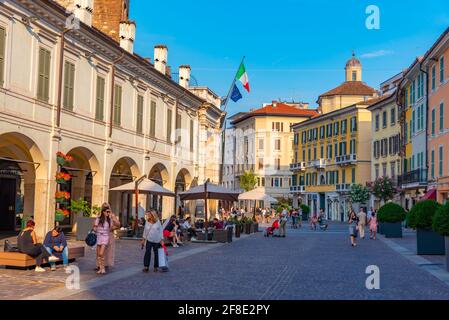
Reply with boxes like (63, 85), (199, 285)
(238, 187), (278, 218)
(110, 178), (175, 197)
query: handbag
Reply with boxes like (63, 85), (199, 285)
(3, 240), (19, 252)
(85, 230), (97, 247)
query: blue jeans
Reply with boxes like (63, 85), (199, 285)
(45, 246), (69, 266)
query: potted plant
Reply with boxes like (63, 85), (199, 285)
(377, 202), (406, 238)
(406, 200), (445, 255)
(55, 191), (70, 204)
(55, 209), (69, 222)
(70, 198), (99, 240)
(432, 202), (449, 271)
(242, 216), (252, 234)
(56, 172), (71, 184)
(234, 218), (242, 238)
(56, 152), (73, 166)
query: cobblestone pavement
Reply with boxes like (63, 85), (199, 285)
(2, 223), (449, 300)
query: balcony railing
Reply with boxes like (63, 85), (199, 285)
(398, 169), (428, 188)
(336, 183), (353, 192)
(290, 162), (306, 171)
(335, 154), (357, 165)
(290, 185), (305, 193)
(313, 159), (326, 169)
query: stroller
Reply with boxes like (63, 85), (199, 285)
(264, 220), (279, 237)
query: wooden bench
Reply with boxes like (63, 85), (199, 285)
(0, 246), (85, 269)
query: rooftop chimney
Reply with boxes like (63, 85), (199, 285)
(73, 0), (94, 27)
(179, 65), (191, 88)
(119, 21), (136, 54)
(154, 45), (168, 75)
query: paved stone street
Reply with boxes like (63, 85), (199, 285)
(2, 223), (449, 300)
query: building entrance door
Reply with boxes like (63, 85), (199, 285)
(0, 178), (16, 231)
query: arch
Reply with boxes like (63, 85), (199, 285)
(109, 156), (141, 187)
(0, 132), (47, 232)
(148, 162), (170, 187)
(175, 168), (193, 191)
(66, 146), (103, 186)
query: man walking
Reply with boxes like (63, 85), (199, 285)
(357, 208), (367, 239)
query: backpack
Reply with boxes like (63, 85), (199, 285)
(85, 230), (97, 247)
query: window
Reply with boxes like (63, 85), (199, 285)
(0, 27), (6, 86)
(275, 158), (280, 170)
(350, 139), (356, 154)
(63, 61), (75, 110)
(149, 101), (156, 138)
(313, 147), (317, 160)
(390, 161), (396, 178)
(382, 111), (387, 128)
(259, 139), (264, 150)
(391, 108), (396, 125)
(375, 165), (379, 179)
(37, 48), (51, 102)
(176, 113), (182, 143)
(334, 122), (339, 135)
(342, 169), (346, 183)
(440, 56), (445, 84)
(411, 80), (416, 104)
(275, 139), (281, 151)
(382, 163), (387, 177)
(432, 108), (436, 136)
(136, 95), (144, 134)
(350, 117), (357, 132)
(375, 114), (379, 131)
(95, 76), (105, 121)
(440, 103), (444, 132)
(431, 150), (435, 179)
(190, 119), (194, 152)
(302, 149), (306, 161)
(351, 168), (356, 183)
(320, 145), (324, 159)
(320, 126), (325, 139)
(404, 121), (408, 142)
(166, 108), (172, 143)
(432, 65), (436, 90)
(439, 146), (443, 177)
(113, 84), (122, 126)
(352, 71), (357, 81)
(411, 110), (415, 135)
(341, 119), (347, 134)
(272, 122), (283, 132)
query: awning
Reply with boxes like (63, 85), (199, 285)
(178, 182), (240, 201)
(109, 178), (175, 197)
(421, 188), (437, 201)
(238, 188), (278, 203)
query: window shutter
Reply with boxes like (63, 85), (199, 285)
(149, 101), (156, 137)
(0, 27), (6, 86)
(95, 76), (105, 120)
(166, 108), (172, 143)
(190, 119), (194, 152)
(136, 95), (144, 134)
(113, 85), (122, 125)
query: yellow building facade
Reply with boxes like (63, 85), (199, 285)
(290, 55), (378, 221)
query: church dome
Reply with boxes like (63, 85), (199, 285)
(346, 53), (361, 68)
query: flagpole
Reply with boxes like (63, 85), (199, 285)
(219, 56), (246, 186)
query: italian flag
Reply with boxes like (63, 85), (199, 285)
(236, 62), (250, 92)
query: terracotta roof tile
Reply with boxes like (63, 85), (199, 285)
(318, 81), (377, 99)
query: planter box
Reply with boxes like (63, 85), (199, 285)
(383, 222), (402, 238)
(76, 215), (96, 241)
(212, 228), (233, 243)
(235, 225), (241, 238)
(446, 237), (449, 272)
(245, 224), (251, 234)
(416, 229), (445, 255)
(378, 222), (384, 234)
(253, 223), (259, 233)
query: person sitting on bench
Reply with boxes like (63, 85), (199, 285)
(213, 218), (224, 230)
(17, 220), (59, 272)
(181, 217), (197, 240)
(163, 215), (180, 247)
(44, 226), (68, 271)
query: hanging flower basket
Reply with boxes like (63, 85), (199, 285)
(55, 209), (70, 222)
(55, 191), (70, 204)
(56, 152), (73, 166)
(56, 172), (71, 184)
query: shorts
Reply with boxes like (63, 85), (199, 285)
(163, 230), (172, 238)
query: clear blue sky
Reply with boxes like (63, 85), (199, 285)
(130, 0), (449, 117)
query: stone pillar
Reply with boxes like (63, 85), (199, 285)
(34, 179), (55, 241)
(292, 194), (299, 208)
(92, 184), (105, 207)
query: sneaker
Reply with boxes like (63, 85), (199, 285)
(35, 266), (46, 272)
(177, 240), (183, 245)
(51, 265), (56, 271)
(173, 244), (179, 248)
(142, 267), (149, 273)
(191, 237), (197, 241)
(48, 255), (59, 262)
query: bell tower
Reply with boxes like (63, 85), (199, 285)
(345, 52), (362, 82)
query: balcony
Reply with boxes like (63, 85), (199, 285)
(398, 169), (428, 189)
(312, 159), (326, 169)
(290, 162), (306, 171)
(335, 154), (357, 166)
(336, 183), (353, 192)
(290, 185), (305, 193)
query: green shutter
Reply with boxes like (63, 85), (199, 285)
(95, 76), (105, 120)
(63, 61), (75, 110)
(149, 101), (156, 137)
(37, 48), (51, 102)
(0, 27), (6, 86)
(136, 95), (143, 134)
(166, 108), (172, 143)
(190, 119), (194, 152)
(113, 85), (122, 126)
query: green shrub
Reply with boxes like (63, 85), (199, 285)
(300, 204), (310, 215)
(406, 200), (441, 230)
(377, 202), (406, 223)
(432, 202), (449, 236)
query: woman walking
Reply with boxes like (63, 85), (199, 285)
(93, 204), (112, 274)
(310, 212), (318, 231)
(348, 209), (359, 247)
(141, 210), (163, 273)
(104, 204), (120, 270)
(368, 211), (378, 240)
